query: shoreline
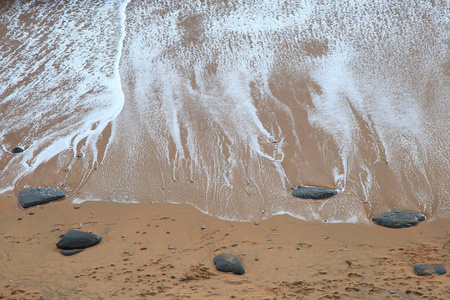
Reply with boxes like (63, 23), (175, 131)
(1, 198), (448, 299)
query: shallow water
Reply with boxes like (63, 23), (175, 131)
(1, 0), (449, 222)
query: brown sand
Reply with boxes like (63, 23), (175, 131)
(0, 197), (448, 300)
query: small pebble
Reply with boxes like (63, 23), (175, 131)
(266, 238), (272, 241)
(29, 212), (35, 215)
(389, 291), (397, 294)
(11, 146), (24, 153)
(168, 246), (175, 250)
(18, 218), (22, 221)
(122, 235), (126, 238)
(254, 222), (259, 225)
(199, 262), (205, 266)
(201, 226), (206, 230)
(241, 253), (246, 256)
(296, 247), (301, 250)
(231, 243), (238, 247)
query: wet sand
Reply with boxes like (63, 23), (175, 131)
(1, 197), (448, 299)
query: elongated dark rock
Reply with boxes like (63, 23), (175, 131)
(61, 249), (84, 256)
(413, 265), (446, 276)
(213, 253), (245, 275)
(11, 146), (24, 153)
(56, 230), (101, 250)
(372, 210), (426, 228)
(291, 186), (337, 199)
(18, 187), (66, 208)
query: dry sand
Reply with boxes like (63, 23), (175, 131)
(0, 197), (448, 300)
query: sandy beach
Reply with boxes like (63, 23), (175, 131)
(1, 1), (449, 299)
(1, 197), (448, 299)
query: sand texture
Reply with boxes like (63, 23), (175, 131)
(0, 199), (448, 300)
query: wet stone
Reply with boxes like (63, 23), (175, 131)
(11, 147), (24, 153)
(291, 186), (337, 200)
(372, 210), (426, 228)
(213, 253), (245, 275)
(413, 265), (446, 276)
(56, 230), (101, 250)
(18, 187), (66, 208)
(61, 249), (84, 256)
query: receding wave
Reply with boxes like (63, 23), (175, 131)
(1, 0), (449, 222)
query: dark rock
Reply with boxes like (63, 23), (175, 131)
(18, 187), (66, 208)
(61, 249), (84, 256)
(372, 210), (426, 228)
(11, 147), (24, 153)
(443, 240), (450, 249)
(413, 264), (446, 276)
(213, 253), (245, 275)
(56, 230), (101, 250)
(291, 186), (337, 199)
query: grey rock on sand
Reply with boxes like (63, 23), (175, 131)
(372, 210), (426, 228)
(291, 186), (337, 200)
(56, 230), (101, 250)
(213, 253), (245, 275)
(413, 264), (446, 276)
(18, 187), (66, 208)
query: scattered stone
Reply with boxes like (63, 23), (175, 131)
(61, 249), (84, 256)
(201, 226), (206, 230)
(291, 186), (337, 200)
(296, 247), (301, 250)
(254, 222), (259, 225)
(18, 218), (22, 221)
(231, 243), (238, 247)
(372, 210), (426, 228)
(18, 187), (66, 208)
(122, 235), (126, 238)
(413, 264), (446, 276)
(28, 212), (35, 215)
(11, 146), (24, 153)
(56, 230), (101, 250)
(199, 262), (205, 266)
(168, 246), (175, 250)
(266, 238), (272, 241)
(389, 291), (397, 294)
(73, 206), (81, 209)
(213, 253), (245, 275)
